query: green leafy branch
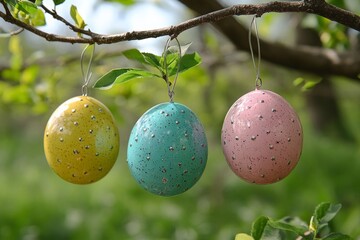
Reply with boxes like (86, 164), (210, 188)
(93, 43), (202, 89)
(236, 203), (352, 240)
(2, 0), (360, 44)
(5, 0), (46, 27)
(2, 0), (88, 33)
(1, 0), (360, 81)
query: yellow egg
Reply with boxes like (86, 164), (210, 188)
(44, 96), (120, 184)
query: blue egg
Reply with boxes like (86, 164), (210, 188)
(127, 102), (208, 196)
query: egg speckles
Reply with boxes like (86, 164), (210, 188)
(127, 102), (208, 196)
(221, 90), (303, 184)
(44, 96), (120, 184)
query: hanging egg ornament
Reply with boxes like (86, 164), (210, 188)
(221, 89), (303, 184)
(44, 96), (120, 184)
(127, 102), (208, 196)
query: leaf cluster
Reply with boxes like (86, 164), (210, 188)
(93, 43), (202, 89)
(5, 0), (45, 26)
(236, 203), (352, 240)
(3, 0), (85, 30)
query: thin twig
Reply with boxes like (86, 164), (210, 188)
(40, 4), (100, 38)
(0, 27), (23, 37)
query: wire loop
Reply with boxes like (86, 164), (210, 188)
(80, 44), (95, 96)
(162, 37), (182, 102)
(248, 15), (262, 90)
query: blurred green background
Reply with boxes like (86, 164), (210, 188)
(1, 0), (360, 239)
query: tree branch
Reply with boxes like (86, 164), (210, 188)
(0, 0), (359, 44)
(40, 4), (101, 39)
(1, 0), (360, 80)
(179, 0), (360, 81)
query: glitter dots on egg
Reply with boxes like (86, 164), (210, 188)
(127, 102), (208, 196)
(43, 96), (120, 184)
(221, 90), (303, 184)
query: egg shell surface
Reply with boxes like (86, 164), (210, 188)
(44, 96), (120, 184)
(221, 90), (303, 184)
(127, 102), (208, 196)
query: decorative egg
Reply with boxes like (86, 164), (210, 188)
(221, 89), (303, 184)
(44, 96), (120, 184)
(127, 102), (208, 196)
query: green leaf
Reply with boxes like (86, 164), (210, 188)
(93, 68), (160, 89)
(53, 0), (66, 5)
(314, 203), (342, 225)
(70, 5), (86, 30)
(268, 218), (309, 237)
(293, 77), (304, 87)
(123, 49), (148, 64)
(122, 45), (200, 79)
(323, 232), (352, 240)
(167, 52), (202, 77)
(114, 69), (159, 84)
(104, 0), (135, 6)
(17, 1), (38, 15)
(4, 0), (17, 7)
(251, 216), (269, 240)
(142, 52), (162, 69)
(235, 233), (255, 240)
(14, 1), (45, 26)
(164, 42), (192, 67)
(261, 225), (282, 240)
(29, 8), (46, 26)
(168, 42), (192, 58)
(123, 49), (161, 70)
(302, 79), (321, 90)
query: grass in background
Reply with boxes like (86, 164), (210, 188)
(0, 119), (359, 240)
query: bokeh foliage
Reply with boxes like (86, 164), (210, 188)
(0, 0), (360, 239)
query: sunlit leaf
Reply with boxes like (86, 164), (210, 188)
(167, 52), (202, 77)
(93, 69), (129, 89)
(302, 79), (321, 91)
(163, 52), (178, 68)
(35, 0), (43, 6)
(114, 69), (159, 84)
(13, 1), (46, 26)
(17, 1), (38, 14)
(142, 52), (162, 69)
(166, 42), (192, 58)
(30, 8), (46, 26)
(70, 5), (86, 31)
(93, 68), (160, 89)
(293, 77), (304, 87)
(161, 43), (193, 72)
(123, 49), (161, 70)
(235, 233), (255, 240)
(104, 0), (135, 6)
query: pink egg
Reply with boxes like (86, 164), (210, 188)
(221, 89), (303, 184)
